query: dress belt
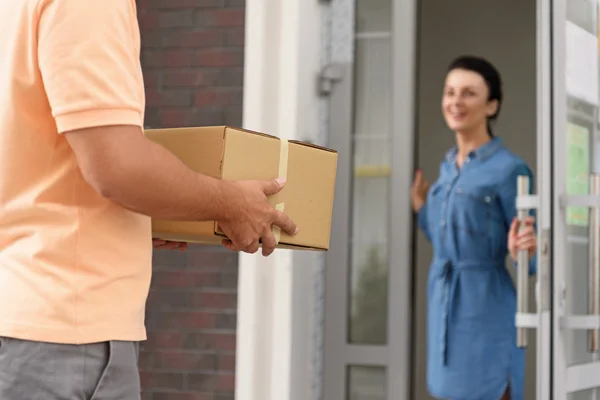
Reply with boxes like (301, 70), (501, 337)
(435, 258), (506, 365)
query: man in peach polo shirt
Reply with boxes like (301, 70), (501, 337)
(0, 0), (297, 399)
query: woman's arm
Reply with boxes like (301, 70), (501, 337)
(498, 162), (537, 276)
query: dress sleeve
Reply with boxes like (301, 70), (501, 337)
(417, 202), (432, 242)
(498, 162), (537, 276)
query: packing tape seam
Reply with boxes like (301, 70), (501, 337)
(272, 138), (289, 244)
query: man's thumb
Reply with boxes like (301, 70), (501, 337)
(264, 177), (286, 196)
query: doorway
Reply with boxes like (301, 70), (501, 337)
(412, 1), (538, 399)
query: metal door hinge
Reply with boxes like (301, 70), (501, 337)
(318, 64), (343, 96)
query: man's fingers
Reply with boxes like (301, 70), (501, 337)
(178, 242), (189, 252)
(244, 241), (260, 254)
(263, 178), (286, 196)
(152, 239), (166, 247)
(261, 231), (277, 257)
(272, 210), (298, 236)
(222, 239), (237, 252)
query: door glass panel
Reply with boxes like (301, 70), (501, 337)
(571, 388), (600, 400)
(347, 366), (387, 400)
(564, 0), (600, 378)
(348, 0), (392, 345)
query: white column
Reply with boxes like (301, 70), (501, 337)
(235, 0), (324, 400)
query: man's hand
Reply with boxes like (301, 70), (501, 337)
(219, 178), (298, 257)
(152, 239), (188, 251)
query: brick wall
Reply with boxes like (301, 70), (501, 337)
(136, 0), (245, 399)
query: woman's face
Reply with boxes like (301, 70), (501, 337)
(442, 68), (498, 134)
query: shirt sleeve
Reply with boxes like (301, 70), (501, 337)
(37, 0), (144, 133)
(417, 203), (432, 242)
(498, 162), (537, 276)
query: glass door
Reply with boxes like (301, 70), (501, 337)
(549, 0), (600, 398)
(322, 0), (417, 398)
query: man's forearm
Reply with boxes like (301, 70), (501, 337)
(100, 137), (232, 221)
(68, 126), (233, 221)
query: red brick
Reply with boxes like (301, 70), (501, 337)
(217, 68), (244, 87)
(145, 330), (185, 349)
(157, 108), (190, 128)
(159, 108), (225, 128)
(225, 27), (244, 46)
(217, 354), (235, 371)
(138, 10), (160, 30)
(194, 88), (242, 107)
(151, 271), (219, 288)
(140, 371), (185, 390)
(152, 89), (194, 107)
(164, 30), (224, 48)
(183, 333), (237, 351)
(146, 289), (190, 310)
(187, 374), (217, 392)
(207, 8), (245, 27)
(152, 392), (215, 400)
(185, 249), (238, 269)
(216, 313), (236, 330)
(216, 271), (238, 289)
(194, 49), (242, 67)
(143, 50), (195, 68)
(148, 0), (225, 8)
(193, 91), (218, 107)
(143, 71), (162, 89)
(216, 374), (235, 392)
(159, 10), (196, 27)
(192, 291), (237, 309)
(139, 349), (155, 368)
(154, 351), (217, 370)
(148, 310), (217, 330)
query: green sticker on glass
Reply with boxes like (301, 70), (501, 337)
(567, 122), (590, 227)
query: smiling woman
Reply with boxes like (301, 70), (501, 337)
(442, 57), (503, 138)
(411, 55), (538, 400)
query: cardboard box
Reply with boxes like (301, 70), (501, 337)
(145, 126), (338, 250)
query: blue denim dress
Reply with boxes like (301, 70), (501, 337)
(418, 137), (536, 400)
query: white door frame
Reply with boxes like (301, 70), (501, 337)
(322, 0), (417, 398)
(535, 0), (553, 398)
(549, 0), (600, 397)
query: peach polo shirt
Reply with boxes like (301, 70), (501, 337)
(0, 0), (152, 344)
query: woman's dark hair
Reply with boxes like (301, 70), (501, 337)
(447, 55), (503, 137)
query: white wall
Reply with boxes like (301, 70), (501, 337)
(413, 1), (538, 399)
(235, 0), (325, 399)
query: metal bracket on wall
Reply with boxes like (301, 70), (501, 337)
(318, 64), (344, 96)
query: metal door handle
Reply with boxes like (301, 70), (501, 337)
(517, 175), (531, 348)
(589, 174), (600, 352)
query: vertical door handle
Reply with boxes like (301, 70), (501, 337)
(517, 175), (531, 348)
(589, 174), (600, 352)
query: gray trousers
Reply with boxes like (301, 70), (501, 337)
(0, 337), (141, 400)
